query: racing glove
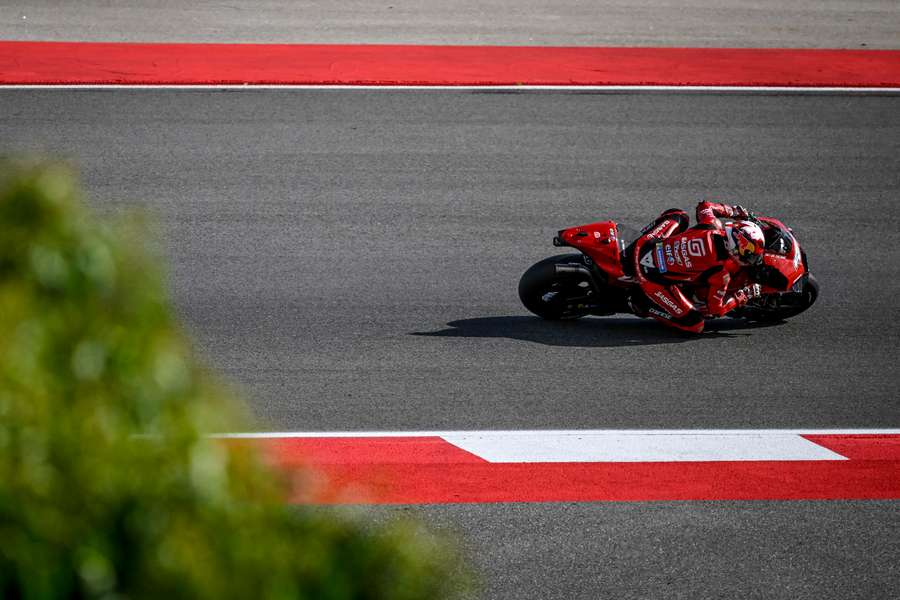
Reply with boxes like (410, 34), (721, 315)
(733, 283), (762, 306)
(731, 205), (751, 219)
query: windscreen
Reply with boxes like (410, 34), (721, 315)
(763, 225), (794, 256)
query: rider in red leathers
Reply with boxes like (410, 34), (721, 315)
(628, 201), (766, 333)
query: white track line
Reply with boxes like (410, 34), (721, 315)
(441, 431), (847, 462)
(2, 85), (900, 93)
(213, 429), (900, 462)
(215, 428), (900, 438)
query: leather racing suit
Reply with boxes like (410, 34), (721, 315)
(630, 202), (759, 333)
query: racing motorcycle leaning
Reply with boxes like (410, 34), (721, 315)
(518, 213), (818, 326)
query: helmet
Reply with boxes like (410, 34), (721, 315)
(728, 221), (765, 265)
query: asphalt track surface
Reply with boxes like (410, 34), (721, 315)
(2, 0), (900, 48)
(2, 89), (899, 598)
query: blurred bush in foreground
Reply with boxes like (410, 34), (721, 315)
(0, 161), (465, 599)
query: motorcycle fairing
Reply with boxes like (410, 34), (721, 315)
(758, 217), (805, 291)
(556, 221), (626, 279)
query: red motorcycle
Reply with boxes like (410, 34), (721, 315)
(519, 215), (818, 323)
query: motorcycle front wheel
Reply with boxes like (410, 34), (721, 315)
(738, 273), (820, 322)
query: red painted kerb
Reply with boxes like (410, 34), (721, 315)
(2, 41), (900, 86)
(249, 435), (900, 505)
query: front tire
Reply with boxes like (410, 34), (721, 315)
(518, 254), (594, 320)
(739, 273), (820, 322)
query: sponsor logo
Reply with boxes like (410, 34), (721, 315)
(654, 291), (684, 315)
(655, 244), (667, 273)
(639, 251), (656, 271)
(724, 226), (736, 251)
(646, 221), (667, 239)
(678, 237), (694, 269)
(672, 241), (683, 266)
(648, 307), (672, 320)
(672, 240), (684, 266)
(687, 238), (706, 257)
(664, 243), (676, 266)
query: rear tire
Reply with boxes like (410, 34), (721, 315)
(518, 254), (594, 320)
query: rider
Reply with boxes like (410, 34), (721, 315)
(628, 201), (766, 333)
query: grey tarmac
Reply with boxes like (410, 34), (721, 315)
(369, 500), (900, 600)
(1, 89), (898, 599)
(1, 0), (899, 48)
(2, 89), (897, 431)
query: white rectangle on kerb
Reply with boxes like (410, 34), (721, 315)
(440, 432), (847, 463)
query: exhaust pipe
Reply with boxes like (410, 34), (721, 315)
(554, 262), (604, 292)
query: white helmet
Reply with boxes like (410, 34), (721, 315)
(727, 221), (765, 265)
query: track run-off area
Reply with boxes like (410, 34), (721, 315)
(2, 39), (899, 599)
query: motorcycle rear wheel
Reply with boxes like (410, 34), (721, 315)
(518, 254), (596, 320)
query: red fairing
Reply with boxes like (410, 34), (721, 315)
(757, 217), (806, 291)
(558, 221), (626, 279)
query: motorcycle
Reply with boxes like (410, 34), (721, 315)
(518, 214), (818, 324)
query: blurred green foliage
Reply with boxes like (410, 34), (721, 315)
(0, 161), (465, 599)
